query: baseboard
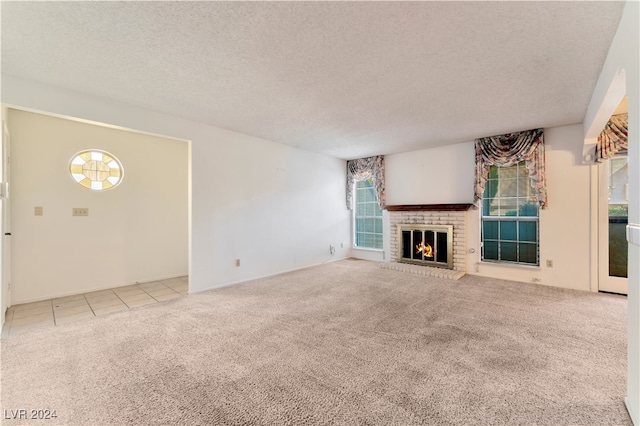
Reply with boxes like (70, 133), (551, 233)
(189, 256), (349, 294)
(625, 397), (638, 425)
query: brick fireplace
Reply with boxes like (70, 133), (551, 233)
(385, 204), (471, 278)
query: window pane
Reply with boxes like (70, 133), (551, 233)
(484, 179), (499, 199)
(365, 203), (375, 216)
(500, 178), (517, 197)
(519, 221), (537, 242)
(501, 242), (517, 262)
(518, 179), (532, 198)
(365, 189), (376, 203)
(374, 218), (382, 233)
(500, 166), (517, 179)
(499, 221), (517, 241)
(483, 241), (498, 260)
(517, 162), (529, 176)
(69, 150), (123, 191)
(519, 243), (538, 264)
(518, 199), (538, 217)
(482, 198), (491, 215)
(502, 200), (519, 216)
(483, 221), (498, 240)
(367, 234), (375, 248)
(485, 198), (501, 216)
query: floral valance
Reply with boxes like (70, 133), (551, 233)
(474, 128), (547, 209)
(346, 155), (386, 210)
(596, 113), (628, 162)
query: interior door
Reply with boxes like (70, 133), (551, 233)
(599, 154), (629, 294)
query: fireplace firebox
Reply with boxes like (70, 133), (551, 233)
(397, 224), (453, 269)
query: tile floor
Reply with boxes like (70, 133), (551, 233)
(1, 276), (188, 338)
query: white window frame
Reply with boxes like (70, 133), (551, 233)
(353, 178), (383, 250)
(481, 161), (539, 266)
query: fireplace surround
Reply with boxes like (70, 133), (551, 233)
(387, 204), (470, 275)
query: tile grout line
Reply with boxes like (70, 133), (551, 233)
(117, 285), (151, 307)
(83, 294), (97, 318)
(141, 284), (180, 302)
(51, 298), (58, 326)
(111, 289), (132, 309)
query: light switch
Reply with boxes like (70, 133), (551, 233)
(34, 206), (43, 216)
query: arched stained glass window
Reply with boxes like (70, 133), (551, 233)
(69, 150), (123, 190)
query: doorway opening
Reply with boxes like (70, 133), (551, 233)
(1, 107), (191, 324)
(598, 97), (628, 295)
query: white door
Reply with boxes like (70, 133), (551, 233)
(598, 155), (629, 294)
(1, 120), (11, 324)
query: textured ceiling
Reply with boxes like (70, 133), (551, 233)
(1, 1), (625, 160)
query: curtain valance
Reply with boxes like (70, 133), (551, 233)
(596, 113), (628, 162)
(346, 155), (386, 210)
(474, 128), (547, 209)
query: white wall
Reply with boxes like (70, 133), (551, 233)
(2, 75), (351, 297)
(191, 130), (350, 288)
(359, 142), (474, 264)
(8, 109), (189, 303)
(385, 142), (475, 205)
(584, 0), (639, 422)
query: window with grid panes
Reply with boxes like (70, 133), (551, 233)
(481, 161), (539, 265)
(354, 178), (383, 249)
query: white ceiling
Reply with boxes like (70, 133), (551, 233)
(1, 1), (625, 160)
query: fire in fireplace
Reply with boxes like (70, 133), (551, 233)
(397, 224), (453, 269)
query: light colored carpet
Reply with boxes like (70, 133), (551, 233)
(0, 259), (630, 425)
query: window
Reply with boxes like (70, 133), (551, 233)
(354, 178), (383, 249)
(481, 161), (539, 265)
(69, 150), (123, 190)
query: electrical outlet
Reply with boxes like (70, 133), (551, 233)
(235, 259), (240, 267)
(72, 208), (89, 217)
(34, 206), (43, 216)
(340, 242), (344, 248)
(329, 245), (335, 255)
(532, 277), (542, 283)
(546, 259), (553, 268)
